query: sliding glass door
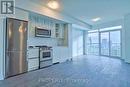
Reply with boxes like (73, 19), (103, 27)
(110, 31), (121, 57)
(87, 32), (99, 55)
(100, 30), (121, 58)
(100, 32), (110, 56)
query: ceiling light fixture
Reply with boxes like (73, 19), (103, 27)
(47, 0), (59, 9)
(92, 17), (101, 22)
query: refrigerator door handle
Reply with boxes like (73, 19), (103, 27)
(7, 51), (10, 57)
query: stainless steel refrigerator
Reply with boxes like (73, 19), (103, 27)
(5, 18), (28, 78)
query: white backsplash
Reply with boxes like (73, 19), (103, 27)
(27, 37), (57, 46)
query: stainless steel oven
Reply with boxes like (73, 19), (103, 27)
(39, 46), (53, 68)
(35, 27), (51, 38)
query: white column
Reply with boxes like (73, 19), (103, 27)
(0, 18), (5, 80)
(123, 13), (130, 63)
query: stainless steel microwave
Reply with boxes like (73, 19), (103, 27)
(35, 27), (51, 38)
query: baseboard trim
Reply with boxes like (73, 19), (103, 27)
(0, 75), (4, 80)
(124, 59), (130, 63)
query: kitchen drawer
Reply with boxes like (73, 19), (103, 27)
(28, 48), (39, 58)
(28, 58), (39, 71)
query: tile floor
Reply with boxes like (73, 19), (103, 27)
(0, 55), (130, 87)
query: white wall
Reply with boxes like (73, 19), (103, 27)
(68, 24), (73, 59)
(72, 27), (84, 57)
(27, 38), (57, 47)
(0, 18), (4, 80)
(53, 24), (72, 63)
(123, 13), (130, 63)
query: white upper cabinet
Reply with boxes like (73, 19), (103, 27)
(28, 12), (69, 47)
(51, 22), (56, 38)
(29, 12), (56, 37)
(55, 24), (64, 39)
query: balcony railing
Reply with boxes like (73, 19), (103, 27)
(87, 43), (121, 57)
(87, 43), (99, 55)
(110, 43), (121, 57)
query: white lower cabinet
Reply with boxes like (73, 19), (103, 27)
(53, 47), (72, 63)
(28, 58), (39, 71)
(28, 48), (39, 58)
(27, 48), (39, 71)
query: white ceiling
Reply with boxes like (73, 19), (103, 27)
(32, 0), (130, 25)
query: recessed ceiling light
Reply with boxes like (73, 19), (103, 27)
(47, 0), (59, 9)
(92, 17), (101, 22)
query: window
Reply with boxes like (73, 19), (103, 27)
(86, 30), (99, 55)
(86, 25), (122, 58)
